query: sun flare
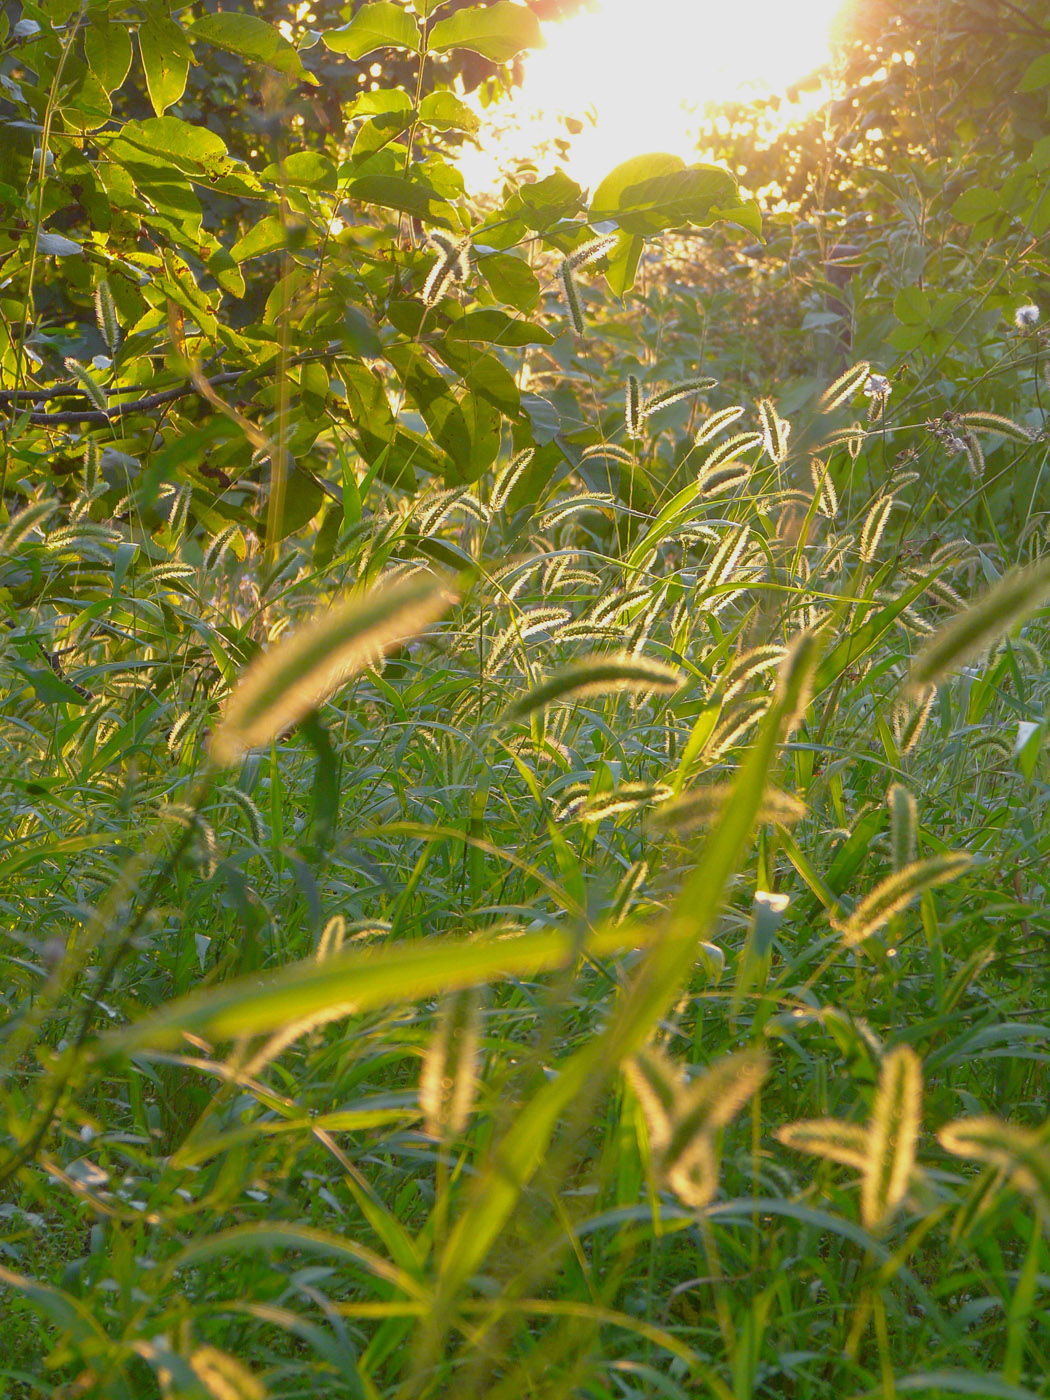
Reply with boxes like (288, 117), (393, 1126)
(461, 0), (848, 194)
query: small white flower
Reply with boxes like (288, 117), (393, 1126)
(863, 374), (891, 399)
(1014, 304), (1040, 329)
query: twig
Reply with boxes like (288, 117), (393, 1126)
(0, 349), (335, 427)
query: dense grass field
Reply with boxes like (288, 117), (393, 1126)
(3, 0), (1050, 1393)
(3, 351), (1050, 1397)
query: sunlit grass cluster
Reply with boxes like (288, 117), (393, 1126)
(2, 345), (1050, 1399)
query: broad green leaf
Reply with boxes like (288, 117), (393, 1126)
(479, 251), (539, 310)
(231, 216), (289, 261)
(604, 230), (643, 298)
(444, 308), (553, 347)
(262, 149), (337, 190)
(894, 285), (930, 326)
(429, 1), (543, 62)
(952, 187), (1001, 224)
(323, 2), (420, 58)
(138, 14), (191, 117)
(505, 169), (583, 230)
(418, 90), (479, 134)
(188, 13), (316, 82)
(590, 154), (740, 235)
(84, 21), (133, 93)
(345, 173), (456, 227)
(1019, 51), (1050, 93)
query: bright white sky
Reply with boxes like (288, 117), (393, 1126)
(461, 0), (848, 192)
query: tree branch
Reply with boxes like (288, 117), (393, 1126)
(0, 350), (335, 427)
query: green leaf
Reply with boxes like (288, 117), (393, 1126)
(138, 14), (191, 117)
(188, 12), (316, 83)
(479, 251), (539, 310)
(418, 90), (479, 134)
(323, 2), (420, 58)
(105, 920), (662, 1050)
(230, 215), (287, 262)
(444, 308), (553, 347)
(604, 230), (643, 298)
(1019, 51), (1050, 93)
(429, 1), (543, 61)
(590, 154), (741, 236)
(84, 21), (133, 94)
(16, 664), (92, 707)
(893, 1373), (1048, 1400)
(345, 173), (456, 227)
(505, 170), (583, 231)
(951, 187), (1001, 225)
(262, 149), (337, 190)
(893, 285), (930, 326)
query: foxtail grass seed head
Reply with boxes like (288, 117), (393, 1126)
(640, 377), (717, 419)
(501, 652), (683, 724)
(211, 573), (457, 765)
(93, 280), (121, 354)
(810, 458), (838, 517)
(316, 914), (346, 962)
(167, 710), (193, 756)
(625, 1046), (683, 1154)
(776, 629), (820, 735)
(888, 783), (918, 870)
(420, 988), (483, 1139)
(613, 858), (648, 923)
(694, 404), (745, 446)
(64, 357), (107, 412)
(860, 494), (895, 563)
(558, 261), (586, 335)
(758, 399), (791, 463)
(191, 1346), (264, 1400)
(958, 411), (1035, 445)
(938, 1117), (1050, 1212)
(698, 461), (753, 499)
(862, 1045), (922, 1229)
(699, 431), (763, 479)
(581, 442), (637, 466)
(819, 359), (870, 412)
(565, 232), (617, 271)
(655, 783), (806, 833)
(221, 785), (266, 845)
(834, 851), (973, 947)
(662, 1050), (769, 1208)
(907, 558), (1050, 694)
(1014, 303), (1040, 329)
(893, 683), (936, 753)
(625, 375), (642, 439)
(777, 1119), (871, 1170)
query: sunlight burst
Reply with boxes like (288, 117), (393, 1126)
(462, 0), (848, 193)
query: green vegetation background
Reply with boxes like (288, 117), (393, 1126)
(2, 0), (1050, 1396)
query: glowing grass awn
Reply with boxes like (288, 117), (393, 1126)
(211, 572), (457, 765)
